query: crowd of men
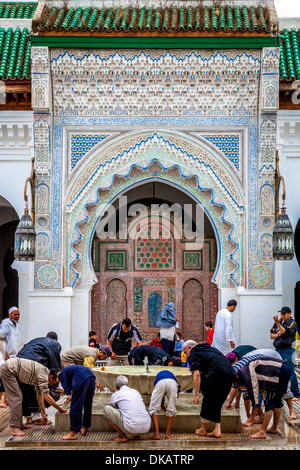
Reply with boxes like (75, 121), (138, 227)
(0, 300), (298, 442)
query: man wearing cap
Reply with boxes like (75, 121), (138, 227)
(103, 375), (151, 442)
(0, 307), (21, 360)
(60, 344), (112, 398)
(0, 307), (21, 407)
(60, 344), (111, 369)
(270, 306), (300, 400)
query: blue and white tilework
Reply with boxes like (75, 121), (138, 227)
(70, 134), (109, 170)
(202, 134), (240, 170)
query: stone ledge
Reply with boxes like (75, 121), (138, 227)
(55, 393), (241, 434)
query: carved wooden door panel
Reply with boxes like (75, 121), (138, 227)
(105, 279), (127, 332)
(182, 278), (204, 342)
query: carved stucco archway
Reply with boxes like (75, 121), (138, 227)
(64, 129), (245, 290)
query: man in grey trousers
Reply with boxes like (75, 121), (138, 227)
(0, 357), (67, 437)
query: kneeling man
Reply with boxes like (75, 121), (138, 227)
(103, 375), (151, 442)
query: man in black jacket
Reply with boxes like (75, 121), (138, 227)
(182, 340), (234, 438)
(128, 345), (181, 367)
(17, 332), (62, 425)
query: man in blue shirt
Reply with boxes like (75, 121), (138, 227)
(270, 306), (300, 400)
(51, 365), (96, 441)
(148, 370), (180, 440)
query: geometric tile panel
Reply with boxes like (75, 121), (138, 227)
(183, 251), (203, 270)
(70, 134), (108, 170)
(135, 223), (174, 271)
(34, 262), (61, 289)
(202, 134), (240, 170)
(106, 250), (127, 270)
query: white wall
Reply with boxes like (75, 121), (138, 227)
(277, 110), (300, 311)
(0, 111), (33, 218)
(219, 280), (283, 349)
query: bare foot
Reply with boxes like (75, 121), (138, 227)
(11, 427), (27, 437)
(150, 434), (161, 440)
(113, 435), (128, 442)
(243, 419), (255, 427)
(289, 415), (297, 421)
(266, 427), (278, 434)
(207, 430), (222, 438)
(0, 401), (7, 408)
(81, 427), (88, 436)
(292, 397), (300, 401)
(250, 431), (267, 439)
(33, 418), (52, 425)
(20, 424), (33, 430)
(165, 434), (174, 439)
(195, 428), (207, 436)
(61, 432), (78, 440)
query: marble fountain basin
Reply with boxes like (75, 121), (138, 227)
(92, 365), (194, 395)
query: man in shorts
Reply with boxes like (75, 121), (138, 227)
(148, 370), (180, 440)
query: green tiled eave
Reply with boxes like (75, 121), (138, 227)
(280, 28), (300, 81)
(34, 4), (274, 34)
(0, 2), (37, 19)
(0, 27), (31, 80)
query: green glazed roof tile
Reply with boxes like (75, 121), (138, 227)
(0, 2), (37, 19)
(0, 27), (31, 80)
(33, 4), (273, 34)
(280, 28), (300, 81)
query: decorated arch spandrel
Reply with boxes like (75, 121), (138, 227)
(63, 130), (245, 291)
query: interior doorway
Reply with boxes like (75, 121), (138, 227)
(90, 182), (218, 344)
(0, 196), (19, 320)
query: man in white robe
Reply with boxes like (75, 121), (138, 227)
(0, 307), (21, 407)
(212, 300), (237, 355)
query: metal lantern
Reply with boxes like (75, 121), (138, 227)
(14, 204), (36, 261)
(273, 151), (294, 261)
(273, 206), (294, 260)
(14, 158), (36, 261)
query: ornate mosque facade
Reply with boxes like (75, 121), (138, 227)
(0, 0), (299, 349)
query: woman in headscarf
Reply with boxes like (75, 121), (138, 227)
(156, 302), (179, 356)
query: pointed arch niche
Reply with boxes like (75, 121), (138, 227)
(64, 129), (245, 295)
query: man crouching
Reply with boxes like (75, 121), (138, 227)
(103, 375), (151, 442)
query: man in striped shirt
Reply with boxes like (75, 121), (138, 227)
(232, 354), (290, 439)
(0, 357), (67, 437)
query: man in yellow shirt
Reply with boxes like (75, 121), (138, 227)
(60, 345), (112, 397)
(61, 345), (111, 369)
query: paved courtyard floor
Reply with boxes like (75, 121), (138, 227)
(1, 371), (300, 452)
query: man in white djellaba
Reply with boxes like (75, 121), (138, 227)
(212, 300), (237, 355)
(0, 307), (21, 407)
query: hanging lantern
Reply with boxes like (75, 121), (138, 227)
(14, 204), (36, 261)
(273, 151), (294, 260)
(273, 206), (294, 260)
(14, 158), (36, 261)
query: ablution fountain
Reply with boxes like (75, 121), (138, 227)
(55, 358), (241, 434)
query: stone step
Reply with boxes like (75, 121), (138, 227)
(55, 393), (241, 433)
